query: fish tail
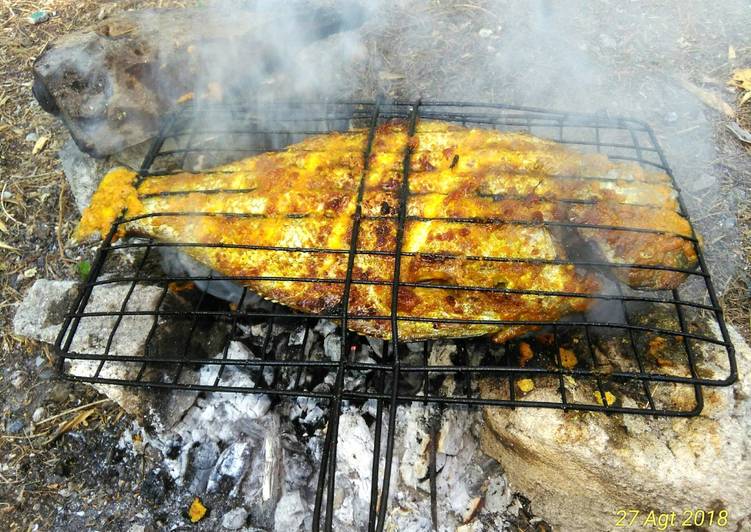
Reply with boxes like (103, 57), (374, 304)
(74, 167), (142, 242)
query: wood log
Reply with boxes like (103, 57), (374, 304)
(32, 4), (365, 157)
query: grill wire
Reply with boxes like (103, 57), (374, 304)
(55, 100), (737, 531)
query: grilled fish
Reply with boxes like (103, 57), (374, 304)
(76, 120), (696, 342)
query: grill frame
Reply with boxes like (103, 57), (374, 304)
(55, 100), (737, 532)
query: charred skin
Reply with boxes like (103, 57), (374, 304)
(77, 120), (697, 342)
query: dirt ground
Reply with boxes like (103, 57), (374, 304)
(1, 1), (749, 530)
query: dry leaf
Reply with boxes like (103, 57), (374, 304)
(176, 91), (194, 104)
(378, 71), (405, 81)
(728, 45), (736, 60)
(678, 77), (735, 118)
(188, 497), (208, 523)
(517, 378), (535, 393)
(44, 408), (96, 444)
(0, 240), (18, 252)
(32, 135), (49, 155)
(0, 218), (7, 232)
(594, 390), (616, 406)
(726, 121), (751, 144)
(730, 68), (751, 92)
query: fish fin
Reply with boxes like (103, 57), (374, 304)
(74, 167), (142, 242)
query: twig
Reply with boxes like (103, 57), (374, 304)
(34, 398), (111, 426)
(0, 182), (21, 226)
(56, 178), (71, 262)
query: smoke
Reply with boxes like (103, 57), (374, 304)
(171, 0), (748, 291)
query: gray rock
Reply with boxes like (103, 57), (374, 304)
(32, 407), (45, 423)
(13, 279), (199, 423)
(188, 440), (221, 494)
(9, 370), (26, 389)
(47, 382), (71, 404)
(480, 323), (751, 530)
(32, 5), (365, 157)
(221, 507), (248, 530)
(6, 419), (24, 434)
(58, 138), (107, 213)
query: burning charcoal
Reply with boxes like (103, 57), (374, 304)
(314, 320), (337, 337)
(429, 342), (457, 366)
(283, 449), (314, 490)
(221, 507), (249, 530)
(437, 409), (465, 456)
(292, 397), (326, 427)
(141, 467), (172, 504)
(483, 475), (513, 515)
(208, 442), (251, 495)
(406, 342), (424, 353)
(187, 441), (220, 494)
(366, 336), (385, 358)
(273, 490), (307, 532)
(323, 332), (342, 361)
(288, 325), (307, 346)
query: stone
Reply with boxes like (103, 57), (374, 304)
(32, 4), (365, 157)
(32, 407), (45, 423)
(479, 324), (751, 531)
(13, 279), (200, 425)
(6, 419), (24, 434)
(58, 138), (108, 213)
(221, 507), (248, 530)
(9, 370), (26, 389)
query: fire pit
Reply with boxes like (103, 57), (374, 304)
(54, 100), (737, 531)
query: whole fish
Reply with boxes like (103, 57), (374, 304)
(76, 120), (696, 342)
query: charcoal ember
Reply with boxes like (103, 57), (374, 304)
(283, 449), (313, 489)
(273, 490), (307, 532)
(366, 336), (386, 358)
(207, 441), (251, 495)
(141, 467), (172, 504)
(323, 332), (342, 361)
(314, 320), (337, 337)
(187, 440), (220, 494)
(290, 396), (326, 427)
(32, 4), (365, 157)
(331, 410), (374, 526)
(288, 325), (307, 346)
(221, 507), (248, 530)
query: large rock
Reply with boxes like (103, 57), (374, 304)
(13, 278), (200, 428)
(32, 3), (365, 157)
(479, 324), (751, 531)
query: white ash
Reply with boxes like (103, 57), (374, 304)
(14, 279), (514, 530)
